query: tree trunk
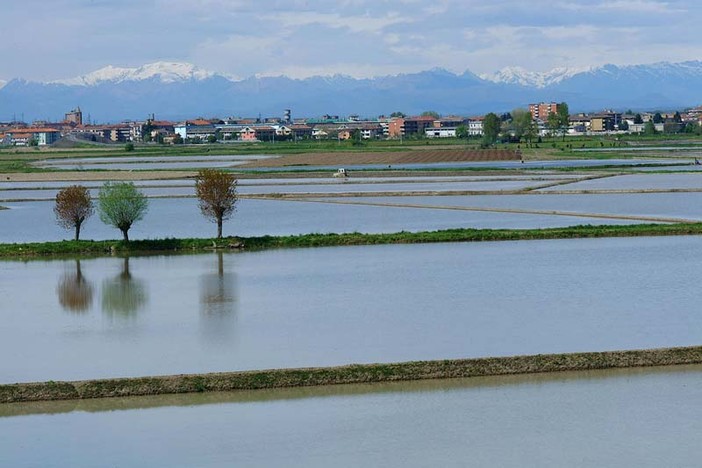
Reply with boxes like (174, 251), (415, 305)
(121, 228), (129, 242)
(217, 217), (223, 239)
(75, 221), (82, 241)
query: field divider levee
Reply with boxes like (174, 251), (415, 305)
(274, 196), (696, 224)
(522, 173), (621, 192)
(2, 346), (702, 403)
(5, 223), (702, 257)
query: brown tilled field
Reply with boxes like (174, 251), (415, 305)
(239, 149), (521, 167)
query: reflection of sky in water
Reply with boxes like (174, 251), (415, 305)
(539, 173), (702, 191)
(0, 197), (640, 243)
(0, 180), (560, 201)
(2, 367), (702, 467)
(1, 237), (702, 383)
(347, 192), (702, 221)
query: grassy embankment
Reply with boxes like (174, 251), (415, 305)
(2, 345), (701, 403)
(3, 223), (702, 258)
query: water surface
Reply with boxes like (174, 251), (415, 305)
(2, 365), (701, 467)
(0, 197), (638, 243)
(2, 237), (701, 383)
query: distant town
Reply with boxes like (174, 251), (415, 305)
(2, 102), (702, 147)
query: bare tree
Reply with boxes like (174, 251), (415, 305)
(195, 169), (238, 238)
(54, 185), (94, 240)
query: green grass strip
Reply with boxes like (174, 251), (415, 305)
(2, 223), (702, 258)
(2, 345), (702, 403)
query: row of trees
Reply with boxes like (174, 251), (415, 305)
(54, 169), (238, 241)
(476, 103), (570, 147)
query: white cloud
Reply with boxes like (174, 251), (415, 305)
(264, 11), (414, 34)
(0, 0), (701, 80)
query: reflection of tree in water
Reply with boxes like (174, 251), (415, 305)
(200, 252), (237, 342)
(57, 259), (94, 313)
(101, 257), (148, 318)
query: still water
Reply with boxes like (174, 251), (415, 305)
(1, 365), (701, 467)
(0, 197), (639, 244)
(539, 173), (702, 191)
(349, 192), (702, 220)
(0, 179), (562, 202)
(1, 237), (701, 383)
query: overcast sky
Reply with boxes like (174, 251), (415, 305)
(1, 0), (700, 82)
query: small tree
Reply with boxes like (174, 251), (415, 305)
(556, 102), (569, 141)
(643, 120), (658, 136)
(482, 112), (501, 145)
(195, 169), (238, 239)
(54, 185), (94, 240)
(98, 182), (148, 241)
(547, 113), (560, 137)
(455, 124), (468, 139)
(124, 142), (135, 152)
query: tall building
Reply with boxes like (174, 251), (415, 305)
(528, 102), (559, 121)
(64, 107), (83, 126)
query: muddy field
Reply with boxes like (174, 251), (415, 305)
(238, 149), (521, 168)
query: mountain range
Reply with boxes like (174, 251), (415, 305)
(1, 60), (702, 122)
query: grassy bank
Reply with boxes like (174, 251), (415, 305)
(2, 223), (702, 258)
(2, 346), (701, 403)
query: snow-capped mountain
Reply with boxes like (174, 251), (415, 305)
(2, 60), (702, 122)
(0, 79), (6, 90)
(52, 62), (227, 86)
(481, 66), (588, 88)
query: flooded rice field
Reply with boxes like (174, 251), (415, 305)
(2, 237), (702, 383)
(31, 156), (692, 171)
(0, 196), (641, 243)
(2, 365), (701, 467)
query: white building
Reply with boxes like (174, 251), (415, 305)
(424, 127), (457, 138)
(467, 118), (483, 136)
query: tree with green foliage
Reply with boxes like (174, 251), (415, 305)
(673, 111), (682, 123)
(547, 113), (560, 137)
(54, 185), (94, 241)
(98, 182), (148, 241)
(207, 134), (218, 144)
(511, 108), (537, 145)
(482, 113), (501, 145)
(141, 120), (155, 142)
(653, 112), (663, 124)
(634, 114), (643, 124)
(390, 111), (406, 118)
(172, 133), (183, 144)
(421, 110), (440, 119)
(455, 124), (468, 139)
(643, 120), (658, 135)
(195, 169), (238, 239)
(124, 142), (135, 152)
(556, 102), (569, 141)
(619, 120), (629, 131)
